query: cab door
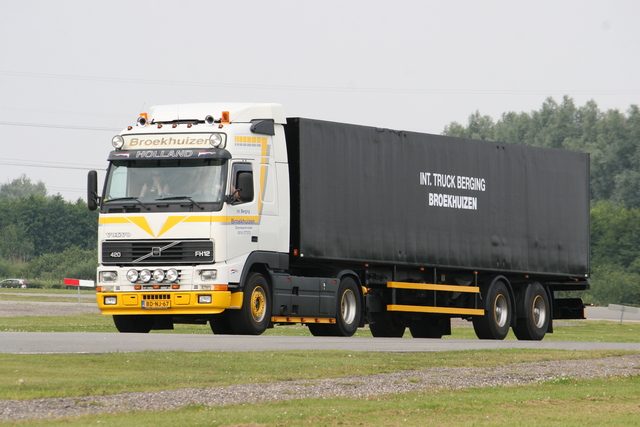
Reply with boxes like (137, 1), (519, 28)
(225, 162), (259, 270)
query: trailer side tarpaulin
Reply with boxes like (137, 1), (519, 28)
(286, 118), (589, 277)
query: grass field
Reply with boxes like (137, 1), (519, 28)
(1, 290), (640, 426)
(0, 349), (638, 426)
(10, 376), (639, 426)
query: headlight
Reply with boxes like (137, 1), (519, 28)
(139, 269), (152, 283)
(153, 269), (165, 282)
(126, 269), (139, 283)
(209, 133), (226, 148)
(200, 270), (217, 281)
(104, 296), (117, 305)
(100, 271), (118, 283)
(166, 269), (179, 283)
(112, 135), (125, 149)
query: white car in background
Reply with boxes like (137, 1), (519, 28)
(0, 278), (28, 288)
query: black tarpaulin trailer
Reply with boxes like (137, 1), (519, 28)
(285, 117), (590, 279)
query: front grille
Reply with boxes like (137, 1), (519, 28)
(102, 240), (214, 265)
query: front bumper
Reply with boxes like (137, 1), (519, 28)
(96, 291), (243, 315)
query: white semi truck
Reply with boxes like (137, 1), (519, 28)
(88, 103), (590, 340)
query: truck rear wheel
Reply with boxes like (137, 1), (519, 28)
(308, 276), (361, 337)
(472, 280), (512, 340)
(229, 272), (271, 335)
(113, 314), (154, 333)
(513, 283), (550, 341)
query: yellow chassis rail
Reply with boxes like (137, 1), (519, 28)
(271, 316), (336, 324)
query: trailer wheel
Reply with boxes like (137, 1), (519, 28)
(513, 283), (550, 341)
(229, 272), (270, 335)
(472, 280), (512, 340)
(369, 313), (406, 337)
(113, 314), (154, 333)
(409, 316), (449, 338)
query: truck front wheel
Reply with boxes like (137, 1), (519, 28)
(113, 315), (154, 333)
(472, 280), (512, 340)
(209, 312), (233, 334)
(513, 283), (550, 341)
(229, 272), (271, 335)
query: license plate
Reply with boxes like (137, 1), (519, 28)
(142, 300), (171, 309)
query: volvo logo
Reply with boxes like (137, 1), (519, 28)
(132, 241), (181, 263)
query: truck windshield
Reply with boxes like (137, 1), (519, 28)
(103, 159), (227, 211)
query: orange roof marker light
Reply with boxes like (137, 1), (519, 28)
(221, 111), (230, 124)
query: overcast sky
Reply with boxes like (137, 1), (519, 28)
(1, 1), (638, 201)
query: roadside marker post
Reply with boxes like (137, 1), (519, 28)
(608, 304), (639, 323)
(63, 278), (95, 305)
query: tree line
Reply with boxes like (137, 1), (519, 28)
(0, 175), (98, 285)
(444, 96), (640, 305)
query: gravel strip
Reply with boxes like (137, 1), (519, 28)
(1, 354), (639, 421)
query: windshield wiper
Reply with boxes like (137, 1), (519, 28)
(156, 195), (205, 210)
(104, 197), (150, 210)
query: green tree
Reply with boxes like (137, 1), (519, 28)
(584, 264), (640, 306)
(25, 246), (97, 281)
(0, 223), (34, 262)
(590, 201), (640, 273)
(0, 174), (47, 200)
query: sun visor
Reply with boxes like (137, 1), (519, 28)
(108, 148), (232, 161)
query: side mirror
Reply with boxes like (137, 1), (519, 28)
(87, 170), (99, 211)
(236, 171), (254, 202)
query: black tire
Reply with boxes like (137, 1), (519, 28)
(209, 312), (234, 334)
(312, 276), (362, 337)
(409, 316), (449, 338)
(513, 283), (550, 341)
(472, 280), (512, 340)
(369, 312), (406, 337)
(113, 315), (154, 333)
(228, 272), (271, 335)
(307, 323), (333, 336)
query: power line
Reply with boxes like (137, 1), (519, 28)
(0, 120), (118, 131)
(0, 158), (104, 171)
(1, 70), (638, 95)
(0, 106), (130, 119)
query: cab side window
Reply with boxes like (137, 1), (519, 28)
(229, 163), (254, 204)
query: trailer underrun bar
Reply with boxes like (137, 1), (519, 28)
(386, 281), (484, 316)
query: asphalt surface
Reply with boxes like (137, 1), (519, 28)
(2, 331), (640, 354)
(1, 296), (639, 354)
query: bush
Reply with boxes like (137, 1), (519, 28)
(583, 264), (640, 306)
(19, 247), (97, 283)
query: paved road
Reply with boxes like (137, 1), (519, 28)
(1, 301), (639, 354)
(587, 306), (640, 322)
(2, 332), (640, 355)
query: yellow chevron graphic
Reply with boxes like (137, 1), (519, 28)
(99, 215), (260, 237)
